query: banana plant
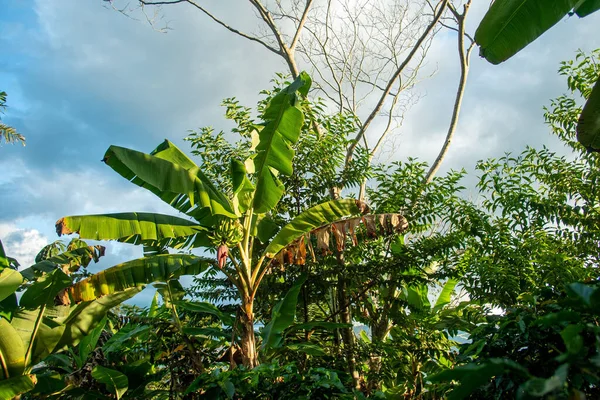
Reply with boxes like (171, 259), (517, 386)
(0, 237), (210, 398)
(56, 73), (408, 367)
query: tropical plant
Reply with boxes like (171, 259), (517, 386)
(430, 282), (600, 399)
(0, 91), (25, 146)
(56, 73), (409, 369)
(0, 233), (213, 399)
(0, 239), (137, 399)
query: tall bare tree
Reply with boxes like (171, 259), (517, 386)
(103, 0), (473, 190)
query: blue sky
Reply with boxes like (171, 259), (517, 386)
(1, 0), (599, 305)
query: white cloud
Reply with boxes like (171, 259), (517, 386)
(0, 224), (48, 270)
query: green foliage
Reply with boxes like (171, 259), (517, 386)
(0, 90), (25, 146)
(91, 366), (128, 399)
(262, 274), (307, 351)
(433, 283), (600, 399)
(185, 362), (356, 399)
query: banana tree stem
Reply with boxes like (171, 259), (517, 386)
(25, 304), (46, 369)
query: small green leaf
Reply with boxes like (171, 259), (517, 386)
(20, 269), (71, 308)
(0, 374), (37, 398)
(560, 324), (584, 355)
(518, 364), (569, 398)
(286, 342), (327, 356)
(0, 268), (22, 302)
(219, 380), (235, 399)
(92, 365), (128, 399)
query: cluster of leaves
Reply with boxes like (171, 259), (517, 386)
(431, 282), (600, 399)
(0, 91), (25, 146)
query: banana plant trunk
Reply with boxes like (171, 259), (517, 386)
(239, 296), (258, 368)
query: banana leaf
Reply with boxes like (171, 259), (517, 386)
(51, 287), (142, 354)
(92, 365), (128, 399)
(433, 278), (459, 313)
(261, 274), (307, 350)
(0, 268), (22, 302)
(0, 317), (26, 379)
(574, 0), (600, 17)
(264, 199), (361, 258)
(68, 254), (212, 303)
(56, 212), (205, 244)
(577, 77), (600, 151)
(0, 374), (37, 399)
(252, 72), (311, 213)
(103, 144), (235, 221)
(475, 0), (580, 65)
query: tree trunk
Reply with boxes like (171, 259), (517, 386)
(367, 318), (391, 392)
(337, 275), (360, 390)
(239, 296), (258, 368)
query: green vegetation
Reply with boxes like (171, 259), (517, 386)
(2, 1), (600, 398)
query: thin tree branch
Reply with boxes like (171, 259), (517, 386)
(345, 0), (449, 167)
(424, 0), (474, 183)
(290, 0), (314, 51)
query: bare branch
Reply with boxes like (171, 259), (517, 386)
(345, 0), (449, 167)
(290, 0), (314, 51)
(424, 0), (474, 183)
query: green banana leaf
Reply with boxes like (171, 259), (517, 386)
(0, 268), (22, 302)
(577, 78), (600, 151)
(51, 287), (142, 355)
(0, 374), (37, 399)
(76, 316), (107, 369)
(0, 317), (26, 379)
(22, 245), (105, 280)
(56, 212), (205, 244)
(285, 342), (326, 356)
(261, 274), (307, 350)
(68, 254), (212, 302)
(103, 144), (236, 221)
(475, 0), (580, 65)
(177, 300), (234, 325)
(433, 278), (459, 313)
(405, 284), (431, 310)
(150, 139), (197, 169)
(574, 0), (600, 17)
(92, 365), (128, 399)
(0, 240), (18, 270)
(264, 199), (361, 258)
(102, 325), (150, 354)
(230, 159), (254, 214)
(252, 72), (311, 214)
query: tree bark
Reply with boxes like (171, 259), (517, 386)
(424, 1), (474, 183)
(337, 273), (360, 390)
(239, 296), (258, 368)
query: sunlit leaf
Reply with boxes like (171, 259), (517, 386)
(68, 254), (212, 303)
(92, 365), (128, 399)
(261, 274), (307, 350)
(252, 72), (311, 213)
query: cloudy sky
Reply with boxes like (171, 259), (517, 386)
(1, 0), (599, 304)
